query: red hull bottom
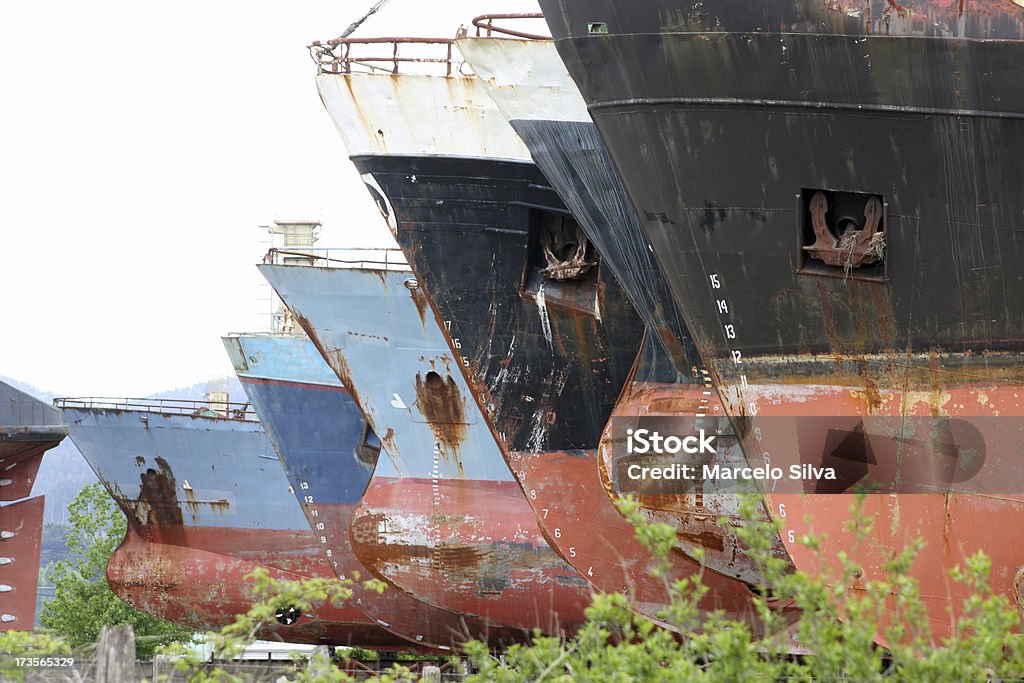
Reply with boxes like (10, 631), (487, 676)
(0, 441), (51, 501)
(351, 477), (590, 635)
(599, 381), (793, 586)
(743, 381), (1024, 643)
(0, 496), (45, 630)
(298, 501), (539, 651)
(512, 448), (788, 634)
(108, 526), (406, 648)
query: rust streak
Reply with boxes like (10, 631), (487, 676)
(414, 371), (468, 460)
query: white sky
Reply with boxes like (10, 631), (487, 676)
(1, 0), (540, 397)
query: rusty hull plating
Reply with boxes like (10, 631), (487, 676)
(0, 380), (66, 630)
(541, 0), (1024, 641)
(258, 264), (590, 641)
(58, 400), (401, 646)
(308, 49), (788, 634)
(225, 331), (532, 651)
(456, 35), (794, 598)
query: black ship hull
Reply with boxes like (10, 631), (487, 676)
(354, 152), (780, 630)
(509, 116), (790, 586)
(541, 0), (1024, 639)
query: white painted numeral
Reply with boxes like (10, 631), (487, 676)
(778, 503), (787, 518)
(717, 299), (729, 314)
(732, 350), (743, 364)
(453, 338), (462, 349)
(542, 508), (549, 519)
(530, 489), (537, 500)
(316, 522), (325, 530)
(320, 536), (327, 543)
(787, 529), (796, 543)
(587, 566), (594, 577)
(710, 274), (721, 288)
(748, 402), (758, 416)
(311, 509), (319, 517)
(462, 357), (469, 367)
(724, 324), (736, 339)
(300, 482), (309, 490)
(569, 547), (576, 558)
(444, 320), (451, 331)
(740, 375), (749, 388)
(303, 495), (314, 503)
(554, 528), (561, 539)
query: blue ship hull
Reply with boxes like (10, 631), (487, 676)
(59, 402), (402, 646)
(260, 264), (590, 637)
(224, 332), (532, 650)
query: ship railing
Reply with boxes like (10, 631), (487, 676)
(470, 13), (551, 40)
(309, 37), (458, 76)
(263, 247), (410, 272)
(53, 397), (259, 422)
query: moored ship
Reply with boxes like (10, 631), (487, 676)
(224, 328), (527, 650)
(456, 26), (793, 593)
(306, 33), (776, 630)
(57, 396), (391, 645)
(259, 259), (590, 640)
(540, 0), (1024, 640)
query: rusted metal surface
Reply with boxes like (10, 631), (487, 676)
(803, 193), (885, 271)
(413, 371), (469, 456)
(225, 332), (527, 651)
(314, 70), (532, 160)
(108, 526), (409, 648)
(458, 35), (793, 598)
(309, 37), (456, 76)
(0, 497), (44, 630)
(1, 380), (65, 502)
(470, 13), (551, 41)
(309, 56), (796, 637)
(599, 338), (791, 586)
(541, 0), (1024, 642)
(0, 380), (65, 629)
(0, 444), (46, 503)
(718, 364), (1024, 641)
(259, 264), (591, 638)
(59, 402), (407, 646)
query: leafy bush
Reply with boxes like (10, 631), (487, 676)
(38, 482), (191, 658)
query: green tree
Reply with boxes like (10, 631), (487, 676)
(38, 482), (191, 658)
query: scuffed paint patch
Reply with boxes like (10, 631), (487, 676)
(535, 283), (553, 348)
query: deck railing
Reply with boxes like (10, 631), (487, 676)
(53, 397), (258, 422)
(263, 247), (410, 272)
(470, 13), (551, 40)
(309, 37), (457, 76)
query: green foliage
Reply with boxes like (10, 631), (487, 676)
(0, 631), (72, 682)
(159, 568), (371, 682)
(160, 494), (1024, 681)
(461, 495), (1024, 682)
(38, 482), (191, 658)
